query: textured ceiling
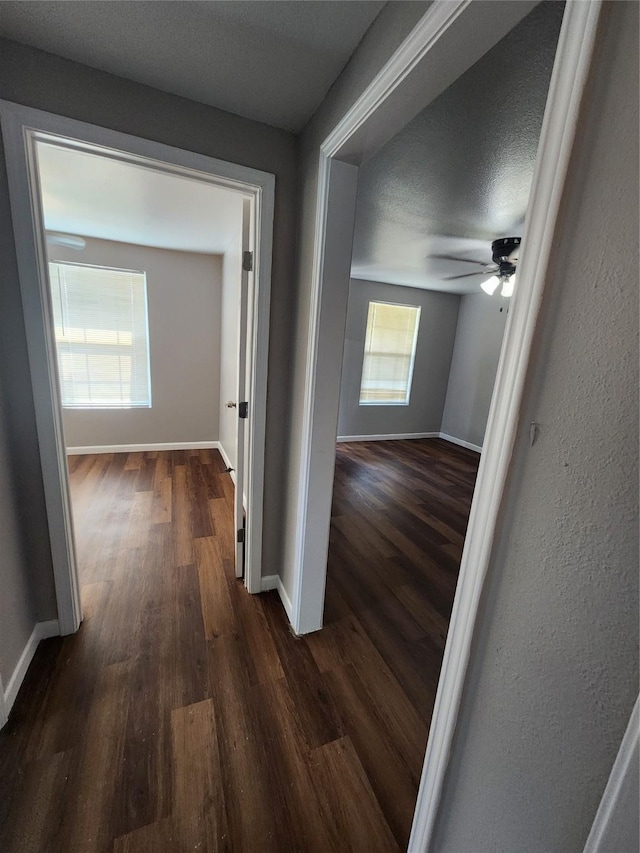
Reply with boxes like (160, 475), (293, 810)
(0, 1), (385, 132)
(37, 142), (243, 254)
(351, 1), (565, 294)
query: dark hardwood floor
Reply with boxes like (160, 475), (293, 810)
(0, 439), (478, 852)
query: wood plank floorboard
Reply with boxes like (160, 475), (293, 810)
(0, 439), (478, 851)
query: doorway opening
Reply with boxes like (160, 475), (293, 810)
(0, 103), (275, 636)
(40, 137), (253, 632)
(319, 3), (564, 843)
(288, 0), (601, 847)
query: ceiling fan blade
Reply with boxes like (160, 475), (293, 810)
(430, 254), (493, 266)
(443, 268), (498, 281)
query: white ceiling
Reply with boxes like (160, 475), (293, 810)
(351, 1), (565, 295)
(0, 1), (385, 133)
(37, 142), (244, 254)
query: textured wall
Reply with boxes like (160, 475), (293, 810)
(432, 3), (639, 850)
(50, 238), (222, 449)
(441, 292), (508, 448)
(351, 1), (564, 291)
(337, 279), (459, 437)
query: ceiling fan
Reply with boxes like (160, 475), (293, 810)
(432, 236), (521, 297)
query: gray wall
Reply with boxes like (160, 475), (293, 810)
(337, 279), (459, 438)
(0, 130), (58, 684)
(0, 34), (297, 672)
(219, 227), (241, 469)
(281, 1), (431, 599)
(432, 3), (639, 850)
(50, 238), (221, 449)
(441, 292), (508, 449)
(0, 388), (38, 687)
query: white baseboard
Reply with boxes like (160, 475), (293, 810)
(259, 574), (295, 626)
(336, 431), (482, 453)
(259, 574), (294, 628)
(337, 431), (440, 442)
(66, 441), (221, 455)
(260, 574), (279, 592)
(276, 577), (294, 625)
(2, 619), (60, 723)
(217, 441), (236, 485)
(438, 433), (482, 453)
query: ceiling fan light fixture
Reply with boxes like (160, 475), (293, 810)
(481, 275), (500, 295)
(501, 274), (515, 298)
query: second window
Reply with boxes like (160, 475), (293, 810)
(359, 300), (421, 406)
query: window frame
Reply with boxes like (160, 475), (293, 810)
(48, 259), (152, 411)
(358, 298), (421, 407)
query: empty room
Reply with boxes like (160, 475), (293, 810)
(0, 1), (637, 851)
(38, 137), (253, 581)
(322, 0), (564, 832)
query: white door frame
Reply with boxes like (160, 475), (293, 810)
(234, 197), (252, 578)
(292, 0), (602, 849)
(0, 674), (7, 729)
(583, 694), (640, 853)
(0, 101), (275, 634)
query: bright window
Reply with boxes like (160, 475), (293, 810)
(359, 300), (421, 405)
(49, 262), (151, 409)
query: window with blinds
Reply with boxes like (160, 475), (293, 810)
(49, 262), (151, 409)
(359, 301), (421, 405)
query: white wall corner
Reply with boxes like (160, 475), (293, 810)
(2, 619), (60, 723)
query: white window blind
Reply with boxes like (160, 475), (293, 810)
(49, 262), (151, 409)
(359, 301), (421, 405)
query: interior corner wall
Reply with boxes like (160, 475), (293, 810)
(49, 238), (222, 449)
(0, 36), (297, 593)
(441, 291), (509, 449)
(337, 279), (459, 438)
(218, 229), (242, 469)
(281, 0), (431, 600)
(431, 3), (639, 850)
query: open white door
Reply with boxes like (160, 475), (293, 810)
(234, 198), (252, 577)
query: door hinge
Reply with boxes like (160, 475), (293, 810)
(238, 401), (248, 419)
(242, 251), (254, 272)
(237, 528), (245, 544)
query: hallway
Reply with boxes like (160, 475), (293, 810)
(0, 441), (478, 852)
